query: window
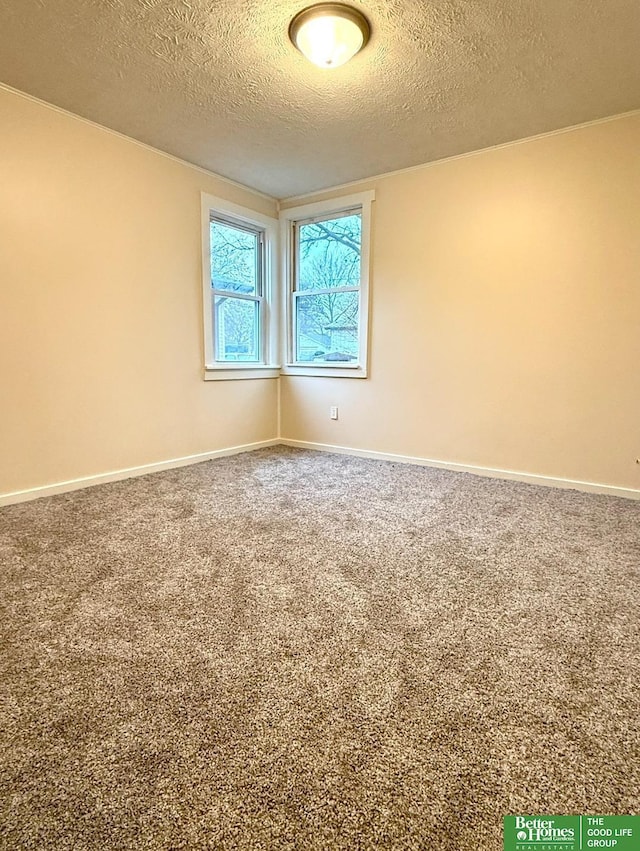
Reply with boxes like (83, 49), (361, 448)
(201, 195), (279, 380)
(280, 190), (374, 378)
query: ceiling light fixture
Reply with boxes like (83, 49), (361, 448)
(289, 3), (371, 69)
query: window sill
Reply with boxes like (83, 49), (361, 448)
(205, 364), (368, 380)
(281, 364), (368, 379)
(204, 365), (280, 381)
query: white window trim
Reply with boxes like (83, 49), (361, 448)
(279, 190), (374, 379)
(201, 193), (280, 380)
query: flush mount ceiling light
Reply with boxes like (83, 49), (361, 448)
(289, 3), (371, 69)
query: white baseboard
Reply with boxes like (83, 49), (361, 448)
(3, 437), (638, 506)
(0, 439), (279, 507)
(279, 439), (640, 501)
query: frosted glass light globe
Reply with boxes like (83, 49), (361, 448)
(289, 4), (370, 69)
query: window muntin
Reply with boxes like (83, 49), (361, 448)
(292, 209), (362, 365)
(210, 216), (264, 364)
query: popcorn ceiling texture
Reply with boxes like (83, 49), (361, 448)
(0, 0), (639, 198)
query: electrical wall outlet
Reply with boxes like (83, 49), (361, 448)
(330, 406), (339, 420)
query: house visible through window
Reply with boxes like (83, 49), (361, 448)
(281, 190), (374, 379)
(294, 210), (361, 364)
(201, 191), (372, 380)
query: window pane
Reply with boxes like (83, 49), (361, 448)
(295, 292), (359, 363)
(210, 220), (259, 294)
(215, 296), (260, 362)
(297, 213), (361, 292)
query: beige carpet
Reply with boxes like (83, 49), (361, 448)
(1, 447), (639, 850)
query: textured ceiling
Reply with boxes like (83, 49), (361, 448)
(1, 0), (639, 198)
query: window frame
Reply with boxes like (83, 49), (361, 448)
(201, 193), (279, 381)
(280, 190), (374, 379)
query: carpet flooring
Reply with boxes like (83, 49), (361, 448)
(1, 447), (639, 850)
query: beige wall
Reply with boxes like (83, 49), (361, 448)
(280, 113), (640, 491)
(2, 87), (638, 499)
(0, 87), (278, 496)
